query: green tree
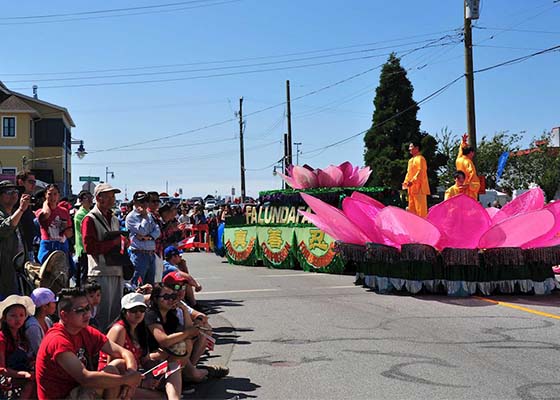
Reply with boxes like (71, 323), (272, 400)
(364, 53), (420, 189)
(435, 127), (459, 190)
(363, 53), (444, 192)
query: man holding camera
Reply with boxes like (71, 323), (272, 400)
(0, 180), (31, 298)
(16, 171), (37, 262)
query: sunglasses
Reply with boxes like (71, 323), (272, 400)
(71, 304), (92, 314)
(26, 179), (36, 184)
(127, 306), (146, 313)
(165, 284), (187, 291)
(156, 293), (178, 301)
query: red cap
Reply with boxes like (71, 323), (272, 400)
(162, 271), (188, 285)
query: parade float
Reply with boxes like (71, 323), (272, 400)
(224, 162), (560, 296)
(223, 162), (397, 273)
(304, 188), (560, 295)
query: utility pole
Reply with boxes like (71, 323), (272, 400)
(238, 97), (246, 203)
(294, 142), (302, 165)
(286, 80), (293, 166)
(464, 0), (478, 152)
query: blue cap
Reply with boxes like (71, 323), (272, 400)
(164, 246), (181, 259)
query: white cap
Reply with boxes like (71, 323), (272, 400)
(94, 183), (121, 197)
(121, 292), (147, 310)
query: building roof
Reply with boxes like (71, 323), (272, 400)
(0, 80), (75, 127)
(0, 95), (40, 115)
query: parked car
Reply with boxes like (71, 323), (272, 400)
(205, 199), (216, 210)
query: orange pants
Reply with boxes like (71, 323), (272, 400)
(408, 193), (428, 217)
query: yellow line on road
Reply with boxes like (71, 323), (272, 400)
(474, 296), (560, 320)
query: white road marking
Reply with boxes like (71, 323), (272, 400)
(197, 288), (280, 295)
(259, 273), (326, 277)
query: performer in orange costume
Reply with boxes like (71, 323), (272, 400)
(402, 142), (430, 217)
(456, 133), (480, 200)
(444, 170), (467, 200)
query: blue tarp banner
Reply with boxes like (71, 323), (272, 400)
(496, 151), (510, 182)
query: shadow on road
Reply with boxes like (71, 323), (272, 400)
(192, 376), (261, 399)
(200, 298), (245, 315)
(413, 291), (560, 309)
(212, 326), (253, 346)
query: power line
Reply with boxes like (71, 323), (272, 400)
(0, 0), (226, 19)
(1, 29), (462, 77)
(473, 43), (560, 73)
(473, 26), (560, 35)
(3, 38), (461, 84)
(0, 0), (239, 25)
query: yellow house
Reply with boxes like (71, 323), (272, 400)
(0, 81), (76, 195)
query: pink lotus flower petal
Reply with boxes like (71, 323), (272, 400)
(342, 197), (395, 246)
(350, 191), (386, 209)
(299, 193), (370, 244)
(493, 188), (545, 224)
(277, 172), (304, 189)
(427, 194), (491, 249)
(375, 206), (441, 247)
(355, 167), (372, 187)
(486, 207), (500, 220)
(291, 165), (318, 189)
(324, 165), (344, 187)
(479, 209), (554, 248)
(522, 201), (560, 248)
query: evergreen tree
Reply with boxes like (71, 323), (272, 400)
(363, 53), (444, 191)
(364, 53), (421, 189)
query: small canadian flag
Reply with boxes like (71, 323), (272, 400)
(178, 235), (196, 250)
(164, 362), (183, 378)
(151, 361), (168, 377)
(202, 332), (216, 351)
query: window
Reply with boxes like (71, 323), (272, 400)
(1, 168), (17, 175)
(2, 117), (16, 137)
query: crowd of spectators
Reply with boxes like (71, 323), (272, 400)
(0, 173), (230, 399)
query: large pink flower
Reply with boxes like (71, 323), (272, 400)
(278, 162), (371, 189)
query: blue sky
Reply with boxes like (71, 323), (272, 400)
(2, 0), (559, 199)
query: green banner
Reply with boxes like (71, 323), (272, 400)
(257, 226), (295, 269)
(224, 226), (259, 266)
(294, 227), (345, 274)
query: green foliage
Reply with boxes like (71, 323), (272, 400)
(363, 53), (444, 192)
(475, 131), (560, 200)
(435, 127), (459, 190)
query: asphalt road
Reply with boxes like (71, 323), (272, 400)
(185, 252), (560, 400)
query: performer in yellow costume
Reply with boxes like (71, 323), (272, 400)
(456, 133), (480, 200)
(444, 170), (467, 200)
(402, 142), (430, 217)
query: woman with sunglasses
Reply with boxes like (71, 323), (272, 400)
(144, 284), (202, 399)
(99, 292), (164, 399)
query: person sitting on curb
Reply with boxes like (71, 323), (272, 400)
(162, 272), (229, 382)
(0, 295), (36, 399)
(35, 288), (142, 400)
(162, 247), (202, 309)
(100, 292), (181, 399)
(25, 288), (56, 358)
(144, 283), (205, 397)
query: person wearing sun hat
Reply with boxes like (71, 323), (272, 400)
(0, 294), (36, 399)
(25, 288), (57, 357)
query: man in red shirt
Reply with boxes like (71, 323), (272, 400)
(81, 183), (124, 330)
(35, 288), (142, 400)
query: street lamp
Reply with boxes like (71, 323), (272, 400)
(294, 142), (302, 165)
(71, 139), (87, 159)
(105, 167), (115, 183)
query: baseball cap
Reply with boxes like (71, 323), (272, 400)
(31, 288), (58, 308)
(0, 295), (35, 318)
(121, 292), (147, 310)
(0, 180), (17, 193)
(164, 246), (181, 259)
(162, 271), (189, 285)
(94, 183), (121, 197)
(133, 191), (148, 203)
